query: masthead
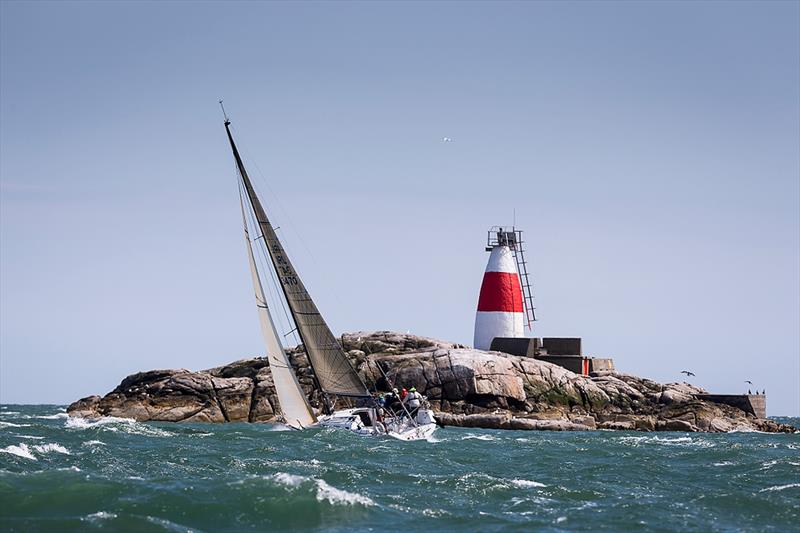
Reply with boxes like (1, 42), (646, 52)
(219, 99), (230, 126)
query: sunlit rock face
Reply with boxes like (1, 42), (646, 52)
(67, 331), (796, 434)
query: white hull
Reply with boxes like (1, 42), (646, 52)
(317, 407), (437, 441)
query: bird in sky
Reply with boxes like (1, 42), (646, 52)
(745, 380), (753, 385)
(442, 137), (452, 142)
(680, 370), (695, 377)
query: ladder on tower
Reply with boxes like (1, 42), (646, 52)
(511, 230), (537, 330)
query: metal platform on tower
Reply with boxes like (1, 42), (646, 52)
(486, 226), (537, 329)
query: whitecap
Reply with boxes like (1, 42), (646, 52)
(272, 472), (309, 488)
(271, 473), (373, 507)
(0, 411), (21, 416)
(618, 435), (713, 448)
(12, 434), (44, 440)
(32, 443), (71, 455)
(0, 421), (31, 428)
(315, 479), (374, 506)
(462, 434), (497, 441)
(65, 416), (173, 437)
(82, 511), (117, 523)
(0, 443), (37, 460)
(509, 478), (546, 488)
(82, 440), (106, 446)
(760, 483), (800, 493)
(35, 413), (69, 420)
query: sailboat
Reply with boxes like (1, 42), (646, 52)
(222, 110), (437, 441)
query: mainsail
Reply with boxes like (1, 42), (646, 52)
(225, 120), (370, 398)
(238, 191), (317, 428)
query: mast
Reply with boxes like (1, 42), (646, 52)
(238, 189), (317, 428)
(224, 118), (370, 398)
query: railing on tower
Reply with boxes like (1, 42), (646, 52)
(486, 226), (537, 329)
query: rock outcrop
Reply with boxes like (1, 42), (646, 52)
(67, 331), (796, 433)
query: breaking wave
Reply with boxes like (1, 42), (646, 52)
(760, 483), (800, 493)
(0, 421), (31, 428)
(509, 478), (547, 489)
(65, 416), (174, 437)
(271, 473), (375, 506)
(1, 443), (37, 460)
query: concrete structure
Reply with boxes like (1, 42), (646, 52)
(474, 244), (525, 350)
(695, 394), (766, 419)
(489, 337), (540, 358)
(489, 336), (614, 376)
(541, 338), (582, 356)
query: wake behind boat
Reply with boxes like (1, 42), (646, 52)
(222, 107), (436, 441)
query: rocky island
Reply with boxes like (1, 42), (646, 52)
(68, 331), (796, 433)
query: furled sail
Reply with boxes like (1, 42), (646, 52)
(238, 191), (317, 428)
(225, 121), (370, 398)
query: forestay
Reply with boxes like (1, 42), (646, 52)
(225, 121), (370, 398)
(238, 191), (317, 428)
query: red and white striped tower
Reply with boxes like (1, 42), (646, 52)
(473, 233), (525, 350)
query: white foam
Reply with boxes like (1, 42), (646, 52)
(32, 443), (70, 455)
(273, 472), (308, 488)
(1, 443), (37, 460)
(315, 479), (375, 506)
(0, 411), (21, 415)
(13, 435), (44, 440)
(618, 435), (713, 448)
(462, 434), (497, 441)
(510, 478), (546, 488)
(271, 473), (374, 507)
(82, 511), (117, 523)
(82, 440), (106, 446)
(0, 421), (31, 428)
(65, 416), (173, 437)
(760, 483), (800, 493)
(35, 413), (69, 420)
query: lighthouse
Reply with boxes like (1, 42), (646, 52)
(473, 227), (535, 350)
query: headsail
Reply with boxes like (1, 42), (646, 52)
(225, 120), (370, 398)
(238, 190), (317, 428)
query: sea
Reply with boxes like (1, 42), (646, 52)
(1, 405), (798, 532)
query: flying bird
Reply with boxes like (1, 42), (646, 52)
(442, 137), (452, 142)
(745, 380), (753, 385)
(680, 370), (695, 377)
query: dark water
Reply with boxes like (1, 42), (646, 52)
(1, 405), (798, 532)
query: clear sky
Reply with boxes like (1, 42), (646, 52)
(1, 1), (798, 415)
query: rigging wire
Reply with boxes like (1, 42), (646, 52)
(234, 162), (297, 352)
(244, 187), (302, 348)
(234, 131), (350, 321)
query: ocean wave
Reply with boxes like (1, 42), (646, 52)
(0, 411), (21, 416)
(759, 483), (800, 493)
(32, 443), (71, 455)
(0, 421), (31, 428)
(12, 434), (45, 440)
(509, 478), (547, 489)
(271, 473), (375, 506)
(82, 511), (117, 523)
(35, 413), (69, 420)
(145, 515), (202, 533)
(65, 416), (174, 437)
(0, 443), (37, 460)
(618, 435), (713, 448)
(461, 434), (498, 441)
(82, 440), (106, 446)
